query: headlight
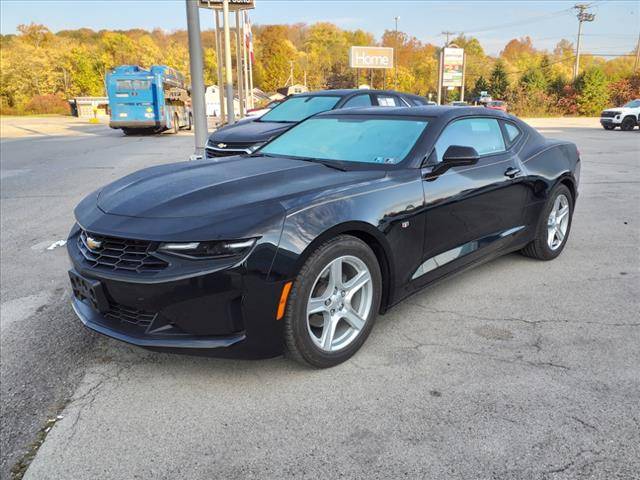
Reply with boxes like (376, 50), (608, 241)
(157, 238), (257, 259)
(247, 142), (266, 153)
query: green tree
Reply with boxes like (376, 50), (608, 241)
(490, 60), (509, 99)
(520, 67), (548, 92)
(576, 67), (609, 115)
(472, 76), (490, 98)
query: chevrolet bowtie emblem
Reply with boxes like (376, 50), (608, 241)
(86, 236), (102, 250)
(217, 143), (227, 148)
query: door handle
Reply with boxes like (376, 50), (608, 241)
(504, 167), (521, 178)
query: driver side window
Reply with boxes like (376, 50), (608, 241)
(434, 118), (506, 162)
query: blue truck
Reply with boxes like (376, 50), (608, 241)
(106, 65), (192, 135)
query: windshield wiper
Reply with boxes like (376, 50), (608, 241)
(292, 157), (347, 171)
(250, 153), (347, 171)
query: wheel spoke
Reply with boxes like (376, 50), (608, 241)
(343, 308), (365, 331)
(307, 297), (328, 315)
(556, 206), (569, 222)
(329, 258), (343, 290)
(344, 270), (371, 297)
(555, 226), (565, 242)
(548, 227), (556, 247)
(320, 317), (337, 350)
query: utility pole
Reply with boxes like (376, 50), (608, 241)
(573, 4), (596, 81)
(441, 31), (455, 47)
(394, 16), (400, 88)
(185, 0), (207, 157)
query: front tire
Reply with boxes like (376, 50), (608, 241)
(521, 184), (574, 260)
(284, 235), (382, 368)
(602, 124), (615, 130)
(621, 116), (636, 131)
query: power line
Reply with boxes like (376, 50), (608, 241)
(458, 6), (574, 35)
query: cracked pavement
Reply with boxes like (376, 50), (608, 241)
(1, 117), (638, 479)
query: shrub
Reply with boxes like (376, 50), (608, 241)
(555, 85), (579, 116)
(575, 68), (609, 116)
(23, 94), (70, 115)
(506, 86), (561, 117)
(609, 74), (640, 106)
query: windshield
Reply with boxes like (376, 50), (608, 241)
(116, 79), (151, 91)
(623, 99), (640, 108)
(260, 95), (341, 122)
(260, 117), (428, 165)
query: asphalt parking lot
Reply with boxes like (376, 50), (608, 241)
(1, 116), (638, 479)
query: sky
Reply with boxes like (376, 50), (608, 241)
(1, 0), (638, 56)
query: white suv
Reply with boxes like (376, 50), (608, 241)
(600, 99), (640, 131)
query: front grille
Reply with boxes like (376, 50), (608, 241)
(77, 230), (168, 273)
(600, 111), (617, 118)
(205, 141), (252, 158)
(105, 302), (157, 329)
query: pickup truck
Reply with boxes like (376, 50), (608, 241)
(600, 99), (640, 131)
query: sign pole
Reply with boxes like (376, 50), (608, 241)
(437, 49), (443, 105)
(214, 10), (226, 121)
(235, 10), (245, 118)
(222, 0), (235, 124)
(460, 51), (466, 102)
(242, 12), (250, 110)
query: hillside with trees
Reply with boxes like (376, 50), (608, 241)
(1, 22), (638, 116)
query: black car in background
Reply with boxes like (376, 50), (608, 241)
(205, 89), (427, 158)
(68, 106), (580, 368)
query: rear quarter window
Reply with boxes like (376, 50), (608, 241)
(504, 122), (522, 145)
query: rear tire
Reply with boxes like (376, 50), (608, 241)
(621, 116), (636, 131)
(521, 184), (573, 261)
(284, 235), (382, 368)
(122, 128), (134, 136)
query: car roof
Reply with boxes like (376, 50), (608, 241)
(315, 105), (513, 121)
(294, 89), (415, 98)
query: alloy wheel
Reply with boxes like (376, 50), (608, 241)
(306, 255), (373, 352)
(547, 193), (570, 250)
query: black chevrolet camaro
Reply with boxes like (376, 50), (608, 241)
(68, 106), (580, 368)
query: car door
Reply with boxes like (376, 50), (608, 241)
(412, 116), (527, 284)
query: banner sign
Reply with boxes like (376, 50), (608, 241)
(349, 46), (394, 69)
(199, 0), (255, 10)
(442, 47), (464, 87)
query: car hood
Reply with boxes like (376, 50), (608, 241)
(94, 156), (385, 221)
(209, 119), (293, 143)
(603, 108), (625, 114)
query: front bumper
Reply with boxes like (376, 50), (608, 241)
(67, 229), (286, 359)
(600, 118), (620, 126)
(110, 120), (164, 129)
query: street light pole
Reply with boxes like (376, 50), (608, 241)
(185, 0), (208, 157)
(573, 4), (596, 81)
(394, 16), (399, 88)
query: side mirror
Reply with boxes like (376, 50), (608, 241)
(442, 145), (479, 165)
